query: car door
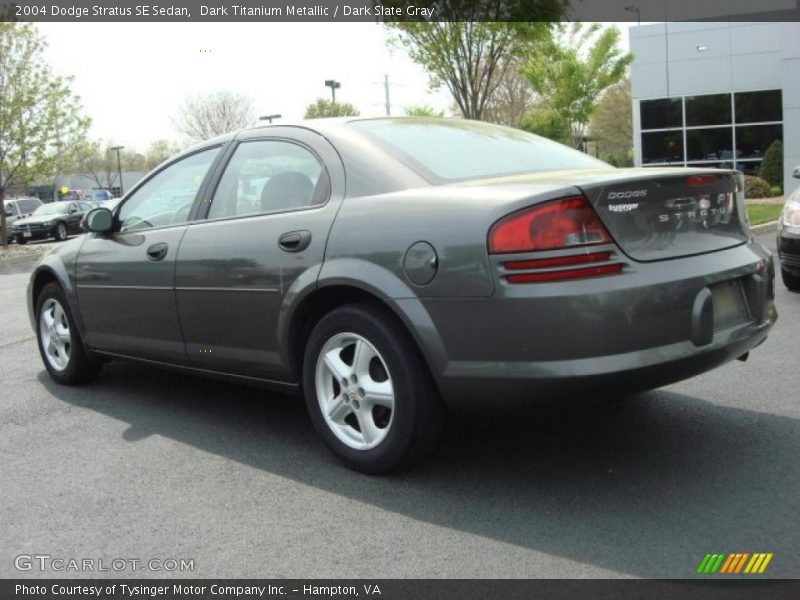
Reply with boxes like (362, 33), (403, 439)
(76, 146), (223, 363)
(175, 129), (345, 381)
(65, 202), (86, 233)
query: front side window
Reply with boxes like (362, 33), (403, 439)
(118, 147), (220, 232)
(5, 203), (19, 217)
(207, 140), (328, 219)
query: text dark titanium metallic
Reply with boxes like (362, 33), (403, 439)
(28, 118), (777, 473)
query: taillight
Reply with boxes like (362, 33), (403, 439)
(685, 174), (718, 187)
(488, 196), (612, 254)
(506, 263), (623, 284)
(504, 251), (611, 271)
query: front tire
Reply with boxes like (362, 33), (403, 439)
(302, 303), (443, 473)
(55, 222), (68, 241)
(782, 268), (800, 292)
(36, 283), (101, 385)
(15, 235), (27, 245)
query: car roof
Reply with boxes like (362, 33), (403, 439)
(238, 116), (449, 136)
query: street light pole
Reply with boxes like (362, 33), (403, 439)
(324, 79), (341, 104)
(109, 146), (125, 197)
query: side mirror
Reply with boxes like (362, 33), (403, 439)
(81, 207), (114, 233)
(793, 165), (800, 180)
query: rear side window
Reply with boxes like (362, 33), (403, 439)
(208, 140), (329, 220)
(349, 119), (609, 182)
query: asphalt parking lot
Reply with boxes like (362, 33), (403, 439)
(0, 231), (797, 579)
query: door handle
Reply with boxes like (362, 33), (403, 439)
(278, 230), (312, 253)
(146, 242), (168, 261)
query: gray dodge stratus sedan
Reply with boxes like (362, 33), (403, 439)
(28, 118), (777, 472)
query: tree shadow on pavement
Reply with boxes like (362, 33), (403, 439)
(39, 362), (800, 578)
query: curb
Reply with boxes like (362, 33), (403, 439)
(749, 220), (778, 236)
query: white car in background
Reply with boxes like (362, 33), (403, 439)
(2, 196), (43, 242)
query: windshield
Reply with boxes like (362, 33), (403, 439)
(33, 203), (67, 216)
(349, 118), (610, 182)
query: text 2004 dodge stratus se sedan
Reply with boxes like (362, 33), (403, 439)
(28, 118), (777, 472)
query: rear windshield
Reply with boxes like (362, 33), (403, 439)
(349, 119), (610, 182)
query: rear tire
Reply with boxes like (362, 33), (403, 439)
(36, 282), (102, 385)
(55, 222), (68, 241)
(782, 268), (800, 292)
(302, 303), (443, 473)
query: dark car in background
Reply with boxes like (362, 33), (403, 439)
(777, 167), (800, 291)
(11, 200), (95, 244)
(26, 118), (777, 473)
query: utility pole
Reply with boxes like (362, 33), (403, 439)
(110, 146), (125, 196)
(259, 114), (281, 123)
(384, 74), (391, 116)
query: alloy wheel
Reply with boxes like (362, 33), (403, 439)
(39, 298), (71, 371)
(314, 332), (395, 450)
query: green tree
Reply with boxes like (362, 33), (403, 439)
(522, 23), (632, 148)
(518, 108), (571, 145)
(0, 23), (91, 247)
(304, 98), (360, 119)
(758, 139), (783, 190)
(385, 13), (558, 120)
(404, 105), (444, 117)
(589, 78), (633, 164)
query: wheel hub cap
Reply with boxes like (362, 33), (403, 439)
(39, 298), (71, 371)
(314, 332), (395, 451)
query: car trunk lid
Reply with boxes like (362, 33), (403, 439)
(577, 170), (748, 262)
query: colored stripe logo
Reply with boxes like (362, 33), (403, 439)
(696, 553), (773, 574)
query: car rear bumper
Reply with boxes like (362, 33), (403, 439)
(422, 239), (776, 406)
(436, 318), (771, 405)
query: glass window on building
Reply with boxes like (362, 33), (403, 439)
(735, 124), (783, 160)
(736, 162), (763, 176)
(686, 128), (734, 162)
(734, 90), (782, 124)
(642, 130), (684, 164)
(640, 98), (683, 130)
(685, 94), (731, 127)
